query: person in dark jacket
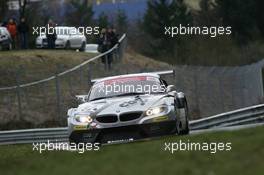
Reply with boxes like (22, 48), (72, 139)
(106, 27), (119, 68)
(46, 19), (57, 49)
(98, 28), (109, 68)
(18, 17), (29, 49)
(109, 28), (118, 48)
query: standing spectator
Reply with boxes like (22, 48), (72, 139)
(46, 19), (57, 49)
(98, 28), (109, 69)
(106, 27), (119, 68)
(105, 27), (113, 69)
(18, 17), (29, 49)
(6, 18), (17, 49)
(109, 27), (119, 47)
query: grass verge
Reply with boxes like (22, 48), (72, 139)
(0, 126), (263, 175)
(0, 49), (97, 86)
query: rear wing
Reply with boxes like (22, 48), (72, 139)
(90, 70), (175, 84)
(150, 70), (175, 76)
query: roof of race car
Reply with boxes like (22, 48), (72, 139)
(93, 73), (160, 84)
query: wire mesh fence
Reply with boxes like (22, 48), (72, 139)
(0, 34), (127, 129)
(0, 33), (263, 129)
(133, 62), (263, 119)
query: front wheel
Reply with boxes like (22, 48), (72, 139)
(175, 97), (189, 135)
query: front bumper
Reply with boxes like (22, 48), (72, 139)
(35, 40), (66, 48)
(69, 121), (177, 144)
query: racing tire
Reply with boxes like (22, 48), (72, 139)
(178, 99), (189, 135)
(175, 97), (190, 135)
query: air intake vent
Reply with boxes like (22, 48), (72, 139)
(96, 115), (118, 123)
(119, 112), (143, 122)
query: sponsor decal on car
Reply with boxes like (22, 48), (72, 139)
(73, 125), (87, 130)
(153, 116), (169, 122)
(107, 138), (134, 144)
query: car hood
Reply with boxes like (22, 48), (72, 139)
(75, 94), (169, 117)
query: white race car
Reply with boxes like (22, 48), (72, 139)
(67, 71), (189, 144)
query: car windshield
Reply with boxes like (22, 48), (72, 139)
(88, 76), (166, 101)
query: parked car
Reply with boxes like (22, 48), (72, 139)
(36, 26), (87, 51)
(0, 27), (12, 51)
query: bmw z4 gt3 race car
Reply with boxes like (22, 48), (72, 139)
(67, 70), (189, 144)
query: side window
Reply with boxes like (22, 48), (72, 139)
(69, 28), (76, 35)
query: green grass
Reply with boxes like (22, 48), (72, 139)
(0, 126), (263, 175)
(0, 50), (97, 86)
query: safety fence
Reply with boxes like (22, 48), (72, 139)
(0, 34), (264, 129)
(0, 34), (127, 129)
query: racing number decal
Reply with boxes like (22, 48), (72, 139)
(119, 97), (145, 107)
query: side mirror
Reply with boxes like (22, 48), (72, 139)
(166, 85), (176, 92)
(76, 95), (88, 103)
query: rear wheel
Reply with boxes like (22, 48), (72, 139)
(8, 41), (12, 50)
(80, 41), (86, 52)
(65, 41), (70, 50)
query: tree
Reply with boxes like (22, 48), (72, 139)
(116, 9), (128, 33)
(0, 0), (9, 22)
(18, 0), (29, 18)
(143, 0), (192, 55)
(215, 0), (257, 43)
(256, 0), (264, 37)
(197, 0), (219, 26)
(98, 12), (109, 29)
(66, 0), (94, 26)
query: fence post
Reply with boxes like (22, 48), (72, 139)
(55, 72), (61, 120)
(79, 66), (84, 89)
(16, 72), (22, 120)
(193, 69), (200, 116)
(42, 82), (47, 106)
(88, 64), (92, 91)
(67, 72), (74, 96)
(105, 54), (109, 71)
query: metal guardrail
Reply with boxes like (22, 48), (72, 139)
(190, 103), (264, 130)
(0, 104), (263, 145)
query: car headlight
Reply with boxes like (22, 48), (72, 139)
(146, 106), (168, 116)
(75, 115), (93, 123)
